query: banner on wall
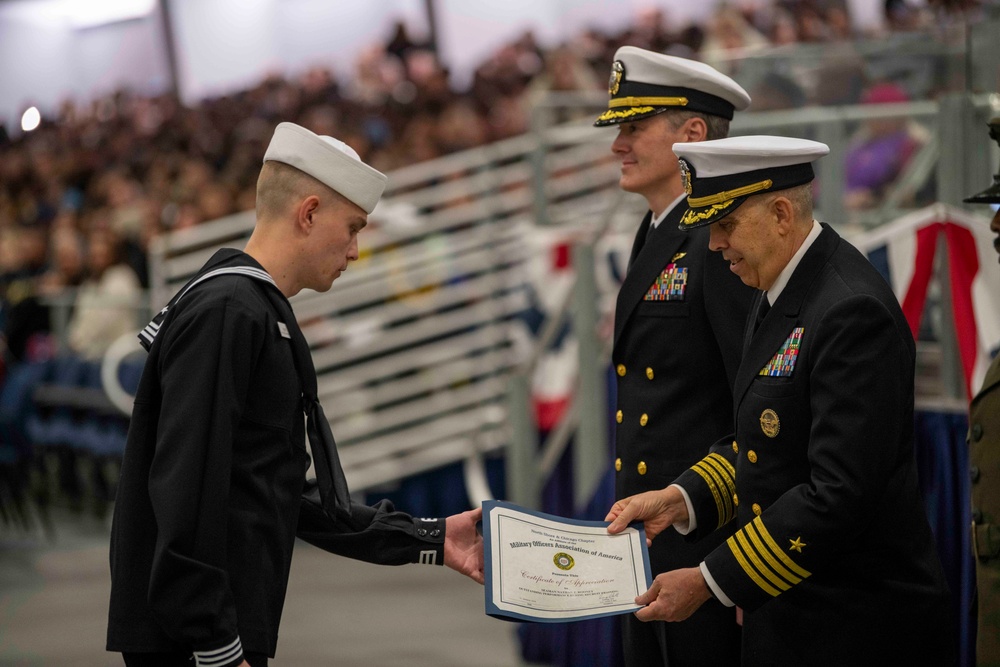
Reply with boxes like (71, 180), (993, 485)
(853, 203), (1000, 401)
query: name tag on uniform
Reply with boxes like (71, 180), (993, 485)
(277, 322), (291, 339)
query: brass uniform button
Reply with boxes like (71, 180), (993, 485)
(732, 440), (739, 453)
(747, 450), (758, 464)
(617, 364), (626, 377)
(646, 367), (654, 380)
(640, 413), (649, 426)
(616, 410), (623, 424)
(615, 458), (622, 472)
(752, 503), (762, 516)
(732, 494), (739, 506)
(637, 461), (647, 475)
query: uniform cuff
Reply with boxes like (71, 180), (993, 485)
(670, 484), (697, 535)
(194, 636), (243, 667)
(413, 517), (446, 566)
(700, 561), (735, 607)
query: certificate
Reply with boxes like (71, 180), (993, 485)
(483, 500), (652, 623)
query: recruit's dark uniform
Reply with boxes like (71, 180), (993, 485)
(614, 203), (752, 664)
(971, 351), (1000, 665)
(108, 249), (446, 666)
(675, 225), (952, 665)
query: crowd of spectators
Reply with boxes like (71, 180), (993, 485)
(0, 0), (985, 384)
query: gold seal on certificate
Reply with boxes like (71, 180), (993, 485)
(483, 500), (652, 623)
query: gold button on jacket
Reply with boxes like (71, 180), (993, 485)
(616, 364), (626, 377)
(637, 461), (647, 475)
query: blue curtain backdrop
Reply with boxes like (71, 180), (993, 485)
(914, 409), (976, 667)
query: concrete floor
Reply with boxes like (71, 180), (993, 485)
(0, 511), (526, 667)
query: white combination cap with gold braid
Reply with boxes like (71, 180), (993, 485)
(673, 136), (830, 229)
(263, 122), (387, 214)
(594, 46), (751, 127)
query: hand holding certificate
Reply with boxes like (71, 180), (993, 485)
(483, 500), (652, 623)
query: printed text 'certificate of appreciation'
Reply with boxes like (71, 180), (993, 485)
(483, 500), (652, 623)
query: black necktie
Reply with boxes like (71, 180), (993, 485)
(262, 288), (353, 516)
(139, 266), (353, 517)
(753, 293), (770, 334)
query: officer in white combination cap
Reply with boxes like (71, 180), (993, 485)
(596, 46), (753, 667)
(108, 122), (485, 667)
(607, 136), (953, 665)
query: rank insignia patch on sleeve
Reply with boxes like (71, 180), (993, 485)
(644, 263), (688, 301)
(759, 327), (803, 376)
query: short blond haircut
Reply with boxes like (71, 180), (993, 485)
(256, 161), (348, 221)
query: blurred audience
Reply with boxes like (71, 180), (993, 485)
(65, 229), (141, 360)
(844, 81), (931, 210)
(0, 0), (980, 373)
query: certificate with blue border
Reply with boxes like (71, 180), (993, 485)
(483, 500), (652, 623)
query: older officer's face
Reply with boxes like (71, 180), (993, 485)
(707, 196), (788, 291)
(611, 114), (688, 200)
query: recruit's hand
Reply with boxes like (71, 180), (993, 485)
(634, 567), (712, 623)
(444, 507), (485, 584)
(605, 486), (688, 545)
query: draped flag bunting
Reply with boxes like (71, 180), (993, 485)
(854, 203), (1000, 667)
(854, 203), (1000, 401)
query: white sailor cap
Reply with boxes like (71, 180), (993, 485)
(594, 46), (751, 127)
(673, 136), (830, 229)
(263, 122), (387, 214)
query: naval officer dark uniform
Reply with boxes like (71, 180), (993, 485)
(595, 45), (754, 665)
(671, 137), (952, 666)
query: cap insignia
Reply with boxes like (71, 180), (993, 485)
(609, 60), (624, 96)
(679, 159), (693, 195)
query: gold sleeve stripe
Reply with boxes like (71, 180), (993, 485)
(691, 462), (728, 525)
(692, 458), (734, 525)
(727, 535), (782, 597)
(702, 455), (737, 497)
(609, 96), (688, 109)
(744, 522), (805, 586)
(687, 179), (774, 207)
(752, 517), (811, 578)
(735, 531), (791, 592)
(706, 452), (736, 477)
(700, 454), (736, 525)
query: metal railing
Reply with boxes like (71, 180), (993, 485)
(147, 79), (1000, 507)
